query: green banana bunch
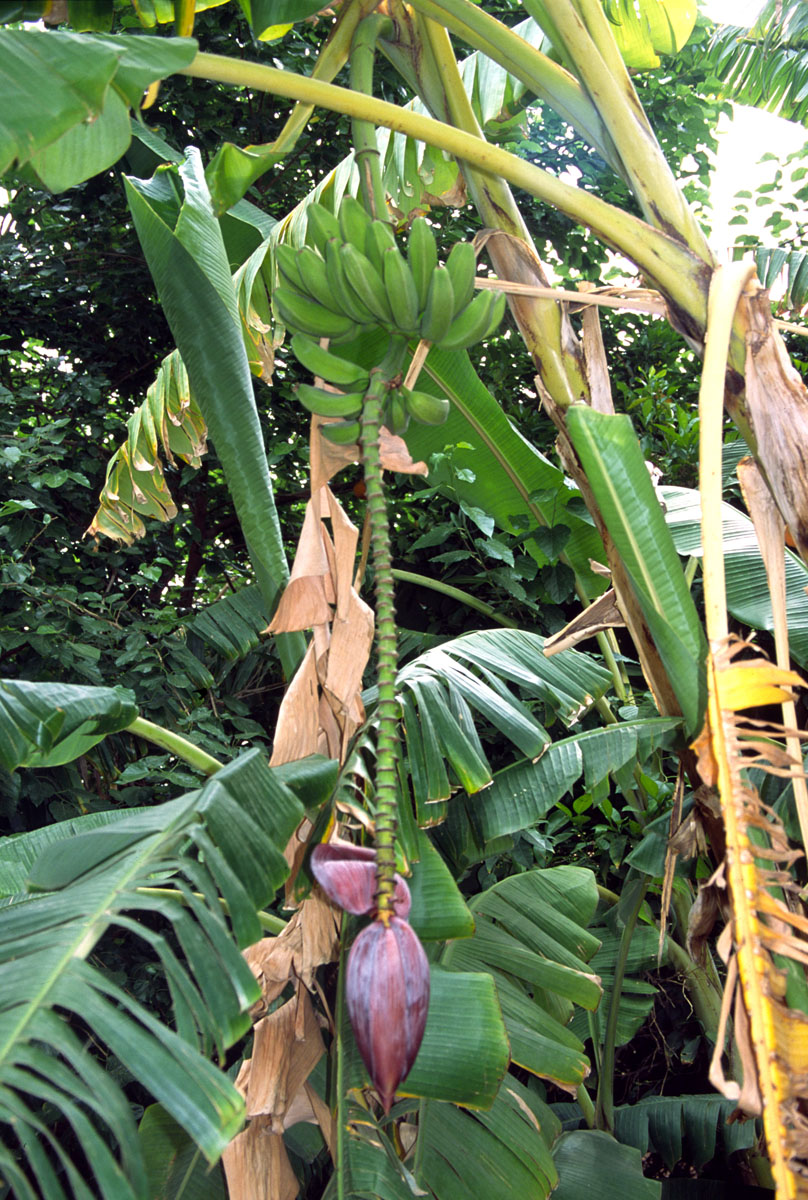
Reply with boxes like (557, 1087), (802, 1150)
(276, 197), (506, 353)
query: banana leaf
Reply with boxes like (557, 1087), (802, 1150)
(0, 748), (303, 1200)
(551, 1130), (661, 1199)
(554, 1093), (758, 1172)
(566, 409), (707, 737)
(0, 30), (196, 190)
(663, 485), (808, 668)
(0, 678), (137, 772)
(123, 149), (304, 678)
(569, 920), (659, 1049)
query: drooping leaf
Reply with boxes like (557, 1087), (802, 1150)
(123, 149), (304, 676)
(444, 866), (601, 1092)
(551, 1130), (661, 1199)
(0, 678), (137, 772)
(418, 1075), (561, 1200)
(466, 718), (681, 842)
(89, 350), (207, 544)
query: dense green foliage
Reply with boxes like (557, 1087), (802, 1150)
(3, 2), (807, 1197)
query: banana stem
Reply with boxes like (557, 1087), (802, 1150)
(595, 874), (647, 1133)
(350, 15), (393, 219)
(361, 373), (400, 923)
(126, 717), (223, 776)
(402, 0), (620, 170)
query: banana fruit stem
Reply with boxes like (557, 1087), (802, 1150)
(350, 15), (393, 219)
(361, 373), (400, 923)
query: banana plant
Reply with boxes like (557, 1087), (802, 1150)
(4, 1), (808, 1197)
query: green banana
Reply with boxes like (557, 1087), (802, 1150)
(365, 219), (397, 274)
(402, 387), (450, 425)
(445, 241), (477, 317)
(320, 418), (362, 445)
(382, 246), (420, 334)
(437, 288), (504, 352)
(305, 204), (341, 254)
(338, 242), (394, 326)
(296, 245), (342, 312)
(483, 290), (507, 339)
(296, 382), (365, 419)
(290, 334), (371, 390)
(339, 194), (374, 251)
(419, 266), (455, 344)
(407, 217), (437, 312)
(276, 243), (304, 291)
(383, 388), (410, 436)
(324, 239), (377, 326)
(275, 286), (360, 342)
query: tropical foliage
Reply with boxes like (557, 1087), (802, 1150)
(2, 1), (808, 1198)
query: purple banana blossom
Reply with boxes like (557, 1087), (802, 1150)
(310, 841), (411, 919)
(309, 841), (430, 1110)
(346, 915), (430, 1112)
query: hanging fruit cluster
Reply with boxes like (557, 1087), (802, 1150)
(276, 196), (506, 442)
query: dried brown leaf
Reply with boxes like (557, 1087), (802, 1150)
(270, 644), (321, 765)
(244, 989), (325, 1127)
(543, 588), (623, 656)
(221, 1116), (299, 1200)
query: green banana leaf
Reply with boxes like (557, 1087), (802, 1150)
(603, 0), (697, 69)
(138, 1104), (226, 1200)
(444, 866), (601, 1092)
(187, 584), (271, 662)
(417, 1076), (561, 1200)
(569, 920), (659, 1049)
(552, 1130), (661, 1199)
(405, 346), (606, 593)
(566, 408), (707, 737)
(0, 30), (196, 190)
(394, 628), (613, 820)
(554, 1092), (758, 1172)
(0, 748), (303, 1200)
(0, 678), (137, 772)
(663, 485), (808, 668)
(464, 716), (681, 843)
(408, 827), (475, 940)
(123, 149), (304, 677)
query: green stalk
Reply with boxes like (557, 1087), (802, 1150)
(534, 0), (714, 261)
(401, 0), (621, 171)
(595, 874), (647, 1133)
(336, 920), (348, 1200)
(126, 716), (223, 776)
(361, 373), (400, 922)
(180, 53), (707, 321)
(391, 569), (519, 628)
(576, 1082), (596, 1129)
(349, 15), (393, 218)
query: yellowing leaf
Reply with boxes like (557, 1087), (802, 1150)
(714, 661), (804, 712)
